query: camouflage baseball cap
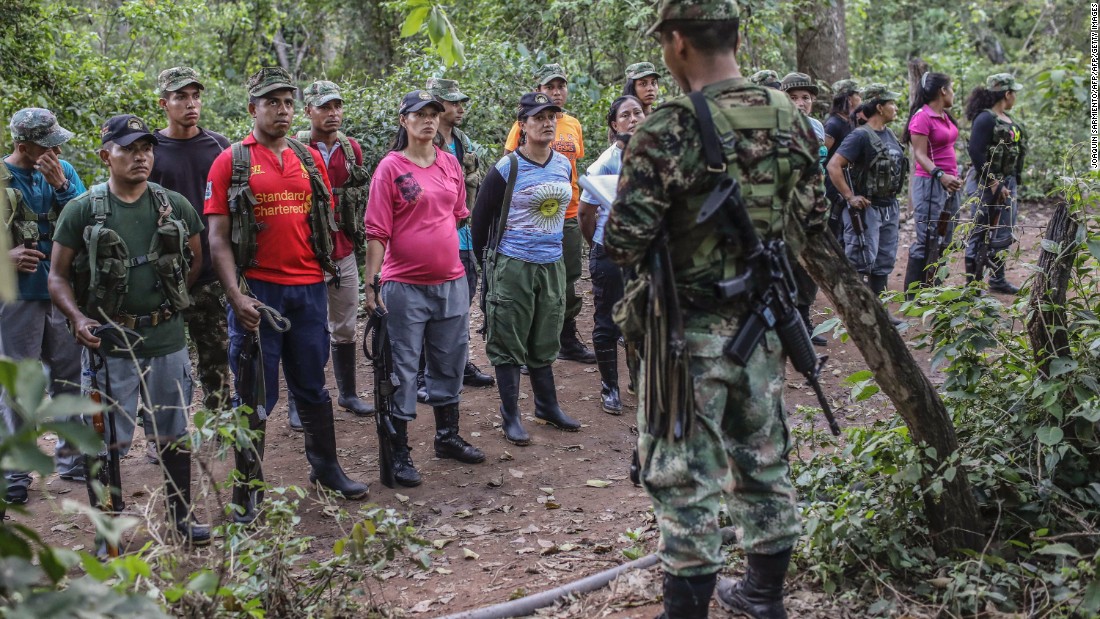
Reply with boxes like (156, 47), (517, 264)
(247, 67), (296, 98)
(9, 108), (74, 148)
(426, 77), (470, 102)
(158, 66), (204, 93)
(832, 79), (859, 96)
(647, 0), (740, 35)
(625, 62), (660, 80)
(780, 72), (818, 96)
(535, 63), (568, 85)
(749, 70), (781, 87)
(303, 80), (343, 107)
(861, 84), (901, 102)
(986, 73), (1023, 92)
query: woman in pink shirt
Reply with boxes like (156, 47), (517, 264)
(364, 90), (485, 488)
(901, 71), (965, 298)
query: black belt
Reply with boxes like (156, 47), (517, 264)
(112, 305), (175, 329)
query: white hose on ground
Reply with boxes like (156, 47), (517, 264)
(436, 527), (738, 619)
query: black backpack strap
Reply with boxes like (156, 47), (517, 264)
(490, 152), (520, 252)
(688, 91), (727, 174)
(228, 142), (253, 211)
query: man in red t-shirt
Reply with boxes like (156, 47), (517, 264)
(206, 67), (369, 521)
(285, 80), (374, 423)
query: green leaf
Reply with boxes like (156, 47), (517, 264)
(843, 370), (874, 385)
(1087, 239), (1100, 261)
(187, 569), (219, 594)
(1034, 542), (1080, 558)
(42, 422), (106, 456)
(400, 7), (429, 38)
(852, 383), (880, 402)
(1, 440), (54, 475)
(0, 359), (17, 394)
(1035, 426), (1064, 446)
(1081, 579), (1100, 614)
(38, 394), (103, 419)
(1040, 238), (1062, 254)
(1048, 357), (1078, 378)
(427, 8), (445, 44)
(14, 360), (47, 420)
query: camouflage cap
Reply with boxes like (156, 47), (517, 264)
(832, 79), (859, 96)
(303, 80), (343, 107)
(986, 73), (1023, 92)
(749, 70), (781, 87)
(534, 63), (568, 86)
(647, 0), (740, 36)
(158, 66), (204, 93)
(625, 62), (660, 81)
(247, 67), (296, 98)
(9, 108), (74, 148)
(780, 72), (818, 96)
(426, 77), (470, 102)
(861, 83), (901, 102)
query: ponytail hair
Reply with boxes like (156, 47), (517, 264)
(964, 86), (1007, 121)
(606, 95), (643, 143)
(622, 78), (638, 98)
(902, 71), (957, 144)
(389, 124), (410, 152)
(830, 92), (854, 119)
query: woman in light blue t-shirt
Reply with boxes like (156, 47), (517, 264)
(578, 95), (644, 416)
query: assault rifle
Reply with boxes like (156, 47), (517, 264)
(704, 177), (841, 436)
(970, 182), (1005, 285)
(923, 207), (953, 286)
(363, 276), (397, 488)
(843, 168), (873, 271)
(85, 323), (142, 557)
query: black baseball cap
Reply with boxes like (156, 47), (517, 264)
(517, 92), (562, 120)
(399, 90), (445, 115)
(99, 114), (159, 147)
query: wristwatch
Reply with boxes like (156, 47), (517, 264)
(931, 167), (944, 181)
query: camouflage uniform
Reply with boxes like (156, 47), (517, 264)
(604, 73), (828, 577)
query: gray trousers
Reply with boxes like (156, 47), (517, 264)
(909, 176), (961, 262)
(0, 300), (84, 486)
(843, 201), (900, 277)
(381, 278), (469, 420)
(963, 170), (1017, 261)
(81, 347), (192, 457)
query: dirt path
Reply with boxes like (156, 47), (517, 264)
(14, 201), (1051, 618)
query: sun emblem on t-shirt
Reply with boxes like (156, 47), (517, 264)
(530, 183), (569, 230)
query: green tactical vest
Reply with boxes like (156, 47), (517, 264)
(985, 113), (1023, 178)
(295, 130), (370, 252)
(71, 182), (193, 321)
(2, 164), (61, 246)
(664, 86), (812, 287)
(851, 125), (907, 200)
(228, 138), (340, 281)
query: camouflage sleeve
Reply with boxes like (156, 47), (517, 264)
(789, 112), (830, 232)
(603, 107), (701, 268)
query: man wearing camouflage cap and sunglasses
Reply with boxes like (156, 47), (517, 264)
(605, 1), (826, 617)
(2, 108), (88, 506)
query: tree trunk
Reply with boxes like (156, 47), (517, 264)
(1026, 203), (1080, 377)
(799, 228), (985, 553)
(795, 0), (850, 85)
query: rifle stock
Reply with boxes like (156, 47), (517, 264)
(923, 207), (952, 286)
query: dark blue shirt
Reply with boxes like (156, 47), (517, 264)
(4, 159), (85, 300)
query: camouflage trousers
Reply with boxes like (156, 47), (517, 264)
(637, 330), (800, 577)
(185, 280), (231, 412)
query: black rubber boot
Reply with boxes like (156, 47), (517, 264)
(798, 305), (826, 346)
(299, 399), (370, 499)
(715, 548), (792, 619)
(964, 257), (978, 286)
(903, 255), (926, 301)
(231, 414), (267, 525)
(333, 342), (374, 416)
(287, 396), (302, 432)
(529, 365), (581, 431)
(433, 404), (485, 463)
(496, 364), (529, 445)
(390, 418), (422, 487)
(594, 344), (622, 415)
(160, 446), (211, 546)
(868, 274), (903, 326)
(463, 360), (495, 387)
(557, 319), (597, 363)
(988, 259), (1020, 294)
(659, 571), (717, 619)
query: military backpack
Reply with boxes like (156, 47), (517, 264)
(295, 130), (370, 253)
(2, 164), (62, 246)
(228, 138), (341, 283)
(851, 125), (907, 200)
(983, 112), (1025, 179)
(71, 182), (193, 324)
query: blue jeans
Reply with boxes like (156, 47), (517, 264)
(228, 279), (331, 414)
